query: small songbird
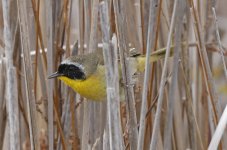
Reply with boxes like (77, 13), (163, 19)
(48, 47), (169, 101)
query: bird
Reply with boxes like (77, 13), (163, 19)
(48, 47), (170, 101)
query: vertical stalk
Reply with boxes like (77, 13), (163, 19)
(113, 0), (139, 149)
(45, 0), (56, 149)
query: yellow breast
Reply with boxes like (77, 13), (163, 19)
(58, 65), (107, 101)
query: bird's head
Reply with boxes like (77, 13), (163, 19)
(48, 58), (86, 80)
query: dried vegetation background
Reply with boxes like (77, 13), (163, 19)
(1, 0), (227, 150)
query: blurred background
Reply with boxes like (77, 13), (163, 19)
(1, 0), (227, 149)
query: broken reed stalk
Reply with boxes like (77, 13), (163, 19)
(100, 1), (123, 150)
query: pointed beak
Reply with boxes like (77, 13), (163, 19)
(48, 72), (63, 79)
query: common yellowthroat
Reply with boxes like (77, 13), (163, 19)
(48, 48), (170, 101)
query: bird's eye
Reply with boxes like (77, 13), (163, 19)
(58, 64), (86, 80)
(58, 64), (65, 73)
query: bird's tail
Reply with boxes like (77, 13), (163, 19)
(134, 46), (174, 72)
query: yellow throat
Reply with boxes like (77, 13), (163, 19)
(58, 65), (107, 101)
